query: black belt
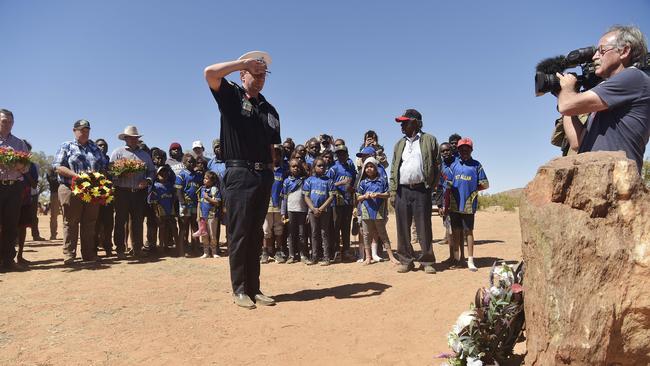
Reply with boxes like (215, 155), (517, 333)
(226, 160), (272, 171)
(399, 183), (426, 189)
(116, 187), (146, 193)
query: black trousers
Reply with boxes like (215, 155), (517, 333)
(332, 205), (353, 255)
(287, 211), (308, 258)
(395, 185), (435, 266)
(95, 203), (114, 251)
(223, 167), (273, 296)
(113, 188), (146, 254)
(0, 182), (23, 263)
(309, 209), (332, 261)
(144, 203), (158, 246)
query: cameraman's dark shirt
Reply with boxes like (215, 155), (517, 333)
(210, 79), (280, 163)
(580, 67), (650, 172)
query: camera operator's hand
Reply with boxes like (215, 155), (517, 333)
(556, 72), (578, 92)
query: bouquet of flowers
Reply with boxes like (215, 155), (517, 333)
(437, 261), (525, 366)
(0, 146), (31, 168)
(108, 158), (146, 177)
(71, 172), (114, 205)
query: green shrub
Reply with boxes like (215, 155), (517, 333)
(478, 193), (520, 211)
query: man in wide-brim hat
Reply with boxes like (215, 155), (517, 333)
(110, 125), (155, 259)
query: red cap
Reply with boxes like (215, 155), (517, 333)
(457, 137), (473, 149)
(169, 142), (182, 150)
(394, 108), (422, 123)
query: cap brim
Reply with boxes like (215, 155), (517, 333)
(395, 116), (411, 122)
(238, 51), (272, 67)
(118, 133), (142, 140)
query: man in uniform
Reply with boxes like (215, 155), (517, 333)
(204, 51), (280, 309)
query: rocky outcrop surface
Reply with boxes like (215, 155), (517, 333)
(520, 151), (650, 365)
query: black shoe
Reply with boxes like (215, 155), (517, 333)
(33, 236), (46, 242)
(274, 253), (286, 264)
(233, 293), (256, 309)
(254, 293), (276, 306)
(2, 260), (26, 272)
(260, 253), (270, 264)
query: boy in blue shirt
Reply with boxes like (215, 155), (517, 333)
(443, 138), (489, 271)
(357, 157), (399, 265)
(175, 154), (202, 256)
(328, 145), (357, 262)
(262, 145), (287, 264)
(303, 157), (336, 265)
(148, 166), (179, 254)
(196, 171), (222, 258)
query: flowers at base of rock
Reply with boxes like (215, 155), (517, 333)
(0, 146), (31, 169)
(108, 158), (146, 177)
(71, 172), (114, 205)
(437, 261), (524, 366)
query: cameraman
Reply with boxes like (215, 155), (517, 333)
(557, 25), (650, 172)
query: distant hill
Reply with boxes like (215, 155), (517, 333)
(478, 188), (523, 211)
(495, 188), (524, 199)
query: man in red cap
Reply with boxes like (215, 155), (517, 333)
(389, 109), (440, 274)
(442, 137), (489, 271)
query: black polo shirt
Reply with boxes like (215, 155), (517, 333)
(210, 79), (281, 163)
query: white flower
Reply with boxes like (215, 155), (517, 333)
(492, 263), (515, 288)
(447, 331), (462, 353)
(467, 356), (483, 366)
(456, 310), (475, 329)
(489, 286), (503, 297)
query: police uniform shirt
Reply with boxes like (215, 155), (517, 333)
(210, 79), (281, 163)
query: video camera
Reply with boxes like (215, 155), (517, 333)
(535, 47), (650, 96)
(534, 46), (601, 96)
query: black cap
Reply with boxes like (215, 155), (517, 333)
(395, 109), (422, 123)
(73, 119), (91, 129)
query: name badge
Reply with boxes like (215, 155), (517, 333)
(241, 98), (253, 117)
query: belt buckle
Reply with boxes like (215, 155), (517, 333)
(1, 180), (14, 186)
(253, 162), (263, 171)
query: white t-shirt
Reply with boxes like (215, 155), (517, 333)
(399, 133), (425, 185)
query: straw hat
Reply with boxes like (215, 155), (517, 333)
(238, 51), (272, 67)
(118, 125), (142, 140)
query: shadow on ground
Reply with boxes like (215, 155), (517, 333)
(274, 282), (391, 302)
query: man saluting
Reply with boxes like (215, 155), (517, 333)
(204, 51), (281, 309)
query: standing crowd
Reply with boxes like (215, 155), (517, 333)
(0, 108), (489, 274)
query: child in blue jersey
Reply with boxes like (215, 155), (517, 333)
(437, 142), (457, 264)
(357, 157), (399, 265)
(195, 171), (222, 258)
(303, 157), (336, 266)
(281, 158), (310, 264)
(262, 145), (287, 264)
(443, 138), (489, 271)
(328, 145), (357, 262)
(148, 166), (179, 253)
(175, 154), (202, 256)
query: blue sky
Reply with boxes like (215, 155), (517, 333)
(2, 0), (649, 193)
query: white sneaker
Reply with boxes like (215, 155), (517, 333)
(468, 257), (478, 272)
(372, 255), (383, 262)
(212, 254), (220, 258)
(200, 254), (209, 259)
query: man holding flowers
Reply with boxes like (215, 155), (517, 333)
(0, 109), (31, 272)
(53, 119), (107, 264)
(110, 125), (155, 259)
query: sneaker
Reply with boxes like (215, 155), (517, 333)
(274, 253), (286, 264)
(286, 257), (296, 264)
(468, 257), (478, 272)
(260, 253), (270, 264)
(372, 254), (383, 262)
(320, 259), (331, 266)
(200, 253), (209, 259)
(49, 236), (58, 240)
(63, 257), (75, 265)
(33, 236), (46, 241)
(116, 252), (127, 260)
(421, 264), (437, 274)
(212, 253), (220, 258)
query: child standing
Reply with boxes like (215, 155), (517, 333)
(262, 145), (287, 263)
(195, 171), (222, 258)
(281, 158), (309, 264)
(303, 157), (336, 266)
(357, 157), (399, 265)
(443, 137), (489, 271)
(148, 166), (179, 254)
(175, 154), (202, 256)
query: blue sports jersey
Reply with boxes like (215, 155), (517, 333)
(174, 168), (202, 208)
(326, 160), (357, 206)
(198, 185), (221, 219)
(148, 182), (175, 216)
(447, 158), (488, 214)
(438, 157), (458, 195)
(357, 177), (389, 220)
(270, 165), (286, 207)
(302, 175), (335, 208)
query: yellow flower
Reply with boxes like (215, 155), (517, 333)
(81, 193), (92, 202)
(106, 196), (114, 204)
(81, 181), (91, 188)
(91, 187), (101, 197)
(72, 187), (82, 195)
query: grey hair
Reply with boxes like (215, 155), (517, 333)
(606, 25), (648, 66)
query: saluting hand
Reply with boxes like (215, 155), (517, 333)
(243, 58), (267, 75)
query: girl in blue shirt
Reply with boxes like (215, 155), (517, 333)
(174, 154), (202, 256)
(194, 171), (222, 258)
(148, 166), (179, 253)
(357, 158), (399, 265)
(303, 157), (336, 265)
(281, 158), (310, 264)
